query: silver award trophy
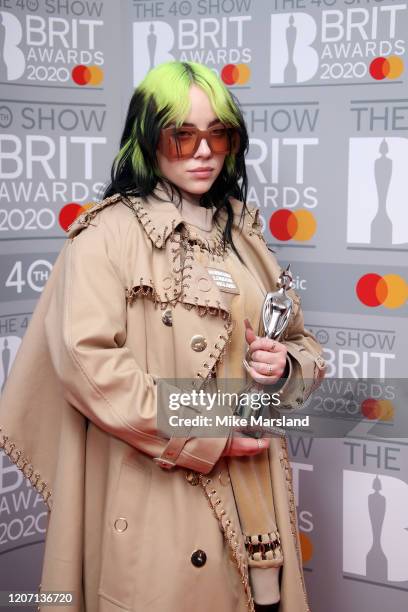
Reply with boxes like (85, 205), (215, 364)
(234, 265), (294, 438)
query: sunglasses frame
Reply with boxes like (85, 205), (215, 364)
(157, 123), (240, 160)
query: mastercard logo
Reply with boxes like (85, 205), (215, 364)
(356, 273), (408, 309)
(269, 210), (316, 242)
(221, 63), (251, 86)
(59, 202), (94, 232)
(72, 65), (104, 86)
(361, 399), (394, 422)
(299, 532), (313, 564)
(369, 56), (404, 80)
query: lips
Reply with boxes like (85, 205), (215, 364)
(188, 167), (214, 173)
(188, 167), (215, 179)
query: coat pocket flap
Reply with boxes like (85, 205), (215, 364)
(125, 269), (231, 321)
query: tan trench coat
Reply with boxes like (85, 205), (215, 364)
(0, 192), (325, 612)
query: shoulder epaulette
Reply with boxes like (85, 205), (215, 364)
(66, 193), (122, 239)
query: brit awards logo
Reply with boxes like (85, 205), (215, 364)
(343, 470), (408, 588)
(132, 21), (175, 86)
(0, 7), (105, 86)
(347, 137), (408, 248)
(270, 13), (318, 84)
(0, 12), (25, 81)
(132, 17), (252, 87)
(0, 336), (21, 394)
(270, 8), (406, 86)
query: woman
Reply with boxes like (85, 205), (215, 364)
(0, 61), (325, 611)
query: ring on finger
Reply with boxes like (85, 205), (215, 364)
(257, 439), (263, 449)
(266, 364), (274, 375)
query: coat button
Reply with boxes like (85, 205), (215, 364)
(186, 471), (200, 486)
(191, 549), (207, 567)
(161, 308), (173, 326)
(114, 517), (128, 532)
(197, 277), (211, 292)
(191, 334), (207, 352)
(162, 275), (173, 291)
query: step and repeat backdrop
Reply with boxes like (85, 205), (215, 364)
(1, 1), (408, 611)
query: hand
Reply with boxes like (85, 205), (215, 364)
(244, 318), (288, 385)
(221, 434), (270, 457)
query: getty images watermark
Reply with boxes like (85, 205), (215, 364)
(155, 377), (311, 438)
(155, 376), (408, 439)
(167, 388), (308, 429)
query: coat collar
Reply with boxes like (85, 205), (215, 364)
(121, 193), (261, 249)
(67, 191), (261, 247)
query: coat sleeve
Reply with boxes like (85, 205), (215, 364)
(44, 218), (228, 475)
(275, 289), (326, 411)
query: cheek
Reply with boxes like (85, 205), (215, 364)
(157, 154), (185, 183)
(214, 155), (227, 177)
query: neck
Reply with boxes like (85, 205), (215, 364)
(179, 189), (201, 207)
(177, 197), (214, 231)
(154, 183), (214, 232)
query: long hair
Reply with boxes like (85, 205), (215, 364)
(102, 61), (251, 262)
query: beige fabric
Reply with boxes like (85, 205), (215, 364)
(0, 192), (325, 612)
(182, 202), (282, 605)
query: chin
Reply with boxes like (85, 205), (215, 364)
(184, 180), (215, 195)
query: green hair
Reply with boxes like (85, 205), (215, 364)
(113, 61), (244, 180)
(139, 61), (240, 128)
(103, 61), (250, 264)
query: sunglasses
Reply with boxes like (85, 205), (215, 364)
(158, 124), (240, 160)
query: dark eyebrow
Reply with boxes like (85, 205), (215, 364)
(181, 119), (222, 128)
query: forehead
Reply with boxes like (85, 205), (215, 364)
(184, 85), (218, 127)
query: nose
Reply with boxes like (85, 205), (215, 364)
(194, 136), (212, 158)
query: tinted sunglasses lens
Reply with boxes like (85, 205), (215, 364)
(209, 127), (229, 153)
(210, 128), (240, 154)
(163, 127), (240, 159)
(168, 129), (197, 159)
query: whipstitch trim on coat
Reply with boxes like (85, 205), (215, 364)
(170, 226), (235, 384)
(246, 206), (268, 245)
(66, 193), (123, 235)
(199, 474), (255, 612)
(125, 220), (235, 384)
(65, 193), (281, 609)
(244, 531), (284, 566)
(121, 195), (180, 248)
(0, 427), (52, 510)
(122, 203), (251, 601)
(279, 436), (311, 612)
(125, 280), (230, 320)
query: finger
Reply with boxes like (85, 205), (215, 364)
(249, 361), (279, 375)
(245, 326), (257, 345)
(247, 364), (280, 385)
(244, 318), (253, 331)
(249, 353), (286, 373)
(249, 437), (270, 454)
(248, 338), (287, 354)
(249, 350), (281, 364)
(234, 436), (269, 455)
